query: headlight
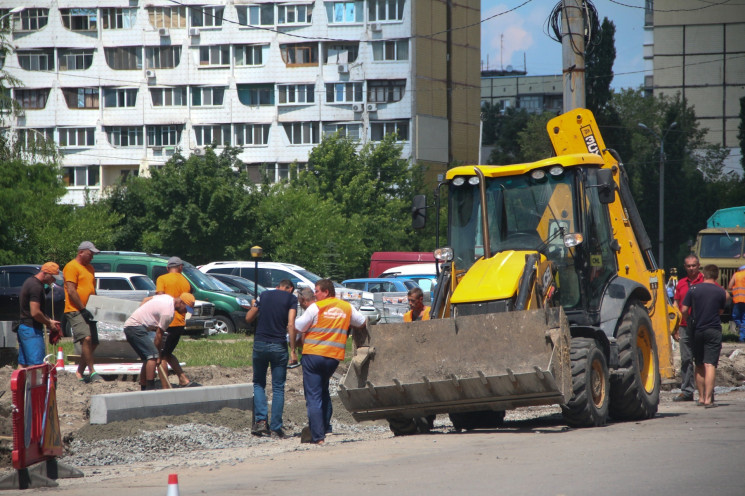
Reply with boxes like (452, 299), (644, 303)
(434, 247), (453, 261)
(468, 176), (480, 185)
(564, 233), (584, 247)
(452, 177), (465, 186)
(549, 165), (564, 176)
(236, 297), (251, 307)
(530, 169), (546, 181)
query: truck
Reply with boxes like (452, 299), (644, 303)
(339, 108), (679, 434)
(692, 206), (745, 288)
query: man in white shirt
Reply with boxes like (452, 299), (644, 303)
(124, 293), (195, 390)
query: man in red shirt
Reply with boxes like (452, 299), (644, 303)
(672, 254), (704, 401)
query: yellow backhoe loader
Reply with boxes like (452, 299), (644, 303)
(340, 109), (680, 434)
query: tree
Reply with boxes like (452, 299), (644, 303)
(485, 107), (531, 164)
(586, 18), (616, 115)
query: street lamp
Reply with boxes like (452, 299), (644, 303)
(250, 246), (263, 298)
(0, 7), (24, 25)
(638, 120), (678, 269)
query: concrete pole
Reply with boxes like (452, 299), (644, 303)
(561, 0), (586, 111)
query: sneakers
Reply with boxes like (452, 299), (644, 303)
(673, 393), (694, 402)
(251, 420), (270, 437)
(270, 429), (287, 439)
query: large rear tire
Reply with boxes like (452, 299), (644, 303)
(388, 417), (431, 436)
(609, 302), (660, 420)
(449, 410), (506, 432)
(561, 338), (609, 427)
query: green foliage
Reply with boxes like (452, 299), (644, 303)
(586, 18), (616, 114)
(485, 106), (531, 164)
(517, 113), (556, 162)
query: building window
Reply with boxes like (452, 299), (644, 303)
(147, 125), (182, 146)
(278, 5), (312, 25)
(195, 124), (231, 147)
(106, 126), (144, 147)
(237, 84), (274, 106)
(14, 89), (50, 110)
(62, 165), (100, 187)
(60, 8), (98, 32)
(517, 95), (542, 112)
(150, 87), (187, 106)
(62, 88), (99, 109)
(234, 124), (271, 146)
(372, 40), (408, 61)
(103, 88), (138, 108)
(191, 86), (225, 106)
(278, 84), (315, 105)
(17, 50), (54, 71)
(16, 128), (54, 149)
(105, 47), (143, 70)
(13, 9), (49, 32)
(199, 45), (230, 66)
(325, 43), (359, 63)
(191, 6), (224, 27)
(235, 45), (264, 66)
(325, 1), (363, 23)
(146, 46), (181, 69)
(323, 123), (360, 139)
(148, 7), (187, 28)
(368, 0), (404, 21)
(101, 8), (138, 29)
(262, 163), (292, 183)
(280, 44), (318, 66)
(325, 82), (363, 103)
(371, 120), (408, 141)
(283, 122), (319, 145)
(236, 5), (274, 26)
(58, 49), (94, 71)
(59, 128), (96, 147)
(367, 79), (405, 103)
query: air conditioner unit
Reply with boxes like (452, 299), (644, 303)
(366, 103), (378, 112)
(351, 103), (363, 112)
(152, 145), (163, 152)
(337, 64), (349, 73)
(189, 27), (200, 37)
(370, 23), (382, 32)
(193, 147), (205, 156)
(145, 69), (156, 78)
(158, 27), (169, 37)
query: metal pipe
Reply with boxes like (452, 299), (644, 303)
(474, 167), (490, 259)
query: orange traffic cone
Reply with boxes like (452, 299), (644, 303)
(166, 474), (180, 496)
(55, 346), (65, 370)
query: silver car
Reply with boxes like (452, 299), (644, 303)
(95, 272), (157, 301)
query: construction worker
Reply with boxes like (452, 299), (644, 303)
(403, 287), (431, 322)
(17, 263), (62, 368)
(727, 264), (745, 342)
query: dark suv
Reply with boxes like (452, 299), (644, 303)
(0, 265), (66, 327)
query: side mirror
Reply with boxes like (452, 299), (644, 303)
(596, 169), (616, 204)
(412, 194), (427, 229)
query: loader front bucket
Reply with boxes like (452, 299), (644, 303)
(340, 308), (571, 422)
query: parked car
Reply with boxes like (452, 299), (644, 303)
(95, 272), (156, 301)
(342, 278), (419, 293)
(209, 273), (266, 297)
(380, 264), (439, 292)
(199, 261), (323, 289)
(0, 264), (66, 326)
(91, 252), (243, 334)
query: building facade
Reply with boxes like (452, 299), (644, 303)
(2, 1), (480, 205)
(480, 70), (563, 115)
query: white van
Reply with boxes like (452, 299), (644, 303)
(380, 263), (440, 292)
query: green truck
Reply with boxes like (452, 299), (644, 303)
(693, 206), (745, 288)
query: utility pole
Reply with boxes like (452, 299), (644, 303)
(561, 0), (586, 111)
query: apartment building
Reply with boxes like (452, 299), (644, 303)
(2, 1), (480, 205)
(644, 0), (745, 172)
(480, 69), (563, 114)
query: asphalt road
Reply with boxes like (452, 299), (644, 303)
(22, 397), (745, 495)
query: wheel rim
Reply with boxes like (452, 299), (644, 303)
(636, 325), (655, 393)
(590, 358), (607, 407)
(214, 319), (229, 334)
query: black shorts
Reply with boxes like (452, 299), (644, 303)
(161, 326), (185, 357)
(693, 327), (722, 367)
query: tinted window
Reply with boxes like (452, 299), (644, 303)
(92, 262), (111, 271)
(404, 281), (418, 290)
(119, 263), (147, 275)
(381, 282), (396, 292)
(345, 282), (365, 291)
(152, 266), (168, 280)
(98, 278), (132, 290)
(206, 267), (233, 275)
(8, 271), (34, 287)
(184, 267), (223, 291)
(132, 276), (156, 290)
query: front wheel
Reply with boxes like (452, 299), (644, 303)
(609, 302), (660, 420)
(388, 417), (432, 436)
(213, 315), (235, 334)
(561, 338), (609, 427)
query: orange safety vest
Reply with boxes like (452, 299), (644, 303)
(302, 298), (353, 361)
(732, 271), (745, 303)
(403, 306), (431, 322)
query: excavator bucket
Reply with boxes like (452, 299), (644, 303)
(340, 308), (572, 422)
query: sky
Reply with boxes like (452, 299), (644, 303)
(480, 0), (646, 90)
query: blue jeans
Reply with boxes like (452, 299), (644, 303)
(302, 354), (339, 442)
(732, 302), (745, 342)
(252, 341), (289, 432)
(18, 324), (45, 366)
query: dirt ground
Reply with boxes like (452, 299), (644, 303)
(1, 341), (745, 472)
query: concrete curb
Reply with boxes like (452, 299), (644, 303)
(90, 384), (253, 424)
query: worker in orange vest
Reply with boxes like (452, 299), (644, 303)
(295, 279), (367, 444)
(403, 287), (431, 322)
(727, 264), (745, 342)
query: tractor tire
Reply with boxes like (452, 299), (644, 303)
(449, 410), (506, 432)
(609, 302), (660, 420)
(561, 338), (609, 427)
(388, 417), (431, 436)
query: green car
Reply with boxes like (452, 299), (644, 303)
(92, 252), (251, 333)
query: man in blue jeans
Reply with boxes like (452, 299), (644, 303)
(245, 279), (298, 438)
